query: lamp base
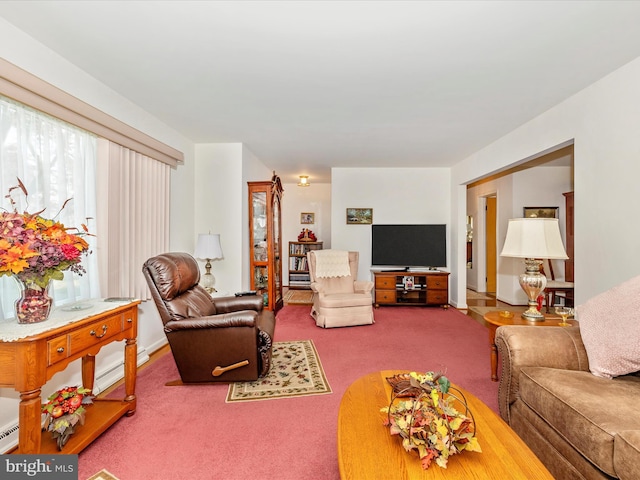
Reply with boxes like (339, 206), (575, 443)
(521, 305), (545, 321)
(519, 258), (547, 322)
(201, 265), (217, 294)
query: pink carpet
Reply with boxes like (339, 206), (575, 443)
(78, 306), (497, 480)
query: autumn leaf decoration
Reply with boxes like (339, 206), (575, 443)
(382, 371), (482, 470)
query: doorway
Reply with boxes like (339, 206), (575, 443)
(485, 196), (497, 293)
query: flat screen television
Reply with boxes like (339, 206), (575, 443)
(371, 224), (447, 269)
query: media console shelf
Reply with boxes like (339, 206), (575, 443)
(372, 270), (449, 308)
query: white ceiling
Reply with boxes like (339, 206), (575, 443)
(2, 1), (640, 183)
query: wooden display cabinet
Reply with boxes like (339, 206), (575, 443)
(373, 271), (449, 308)
(248, 173), (284, 312)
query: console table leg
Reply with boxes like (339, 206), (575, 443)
(19, 388), (42, 453)
(488, 324), (499, 382)
(82, 354), (96, 392)
(124, 337), (137, 414)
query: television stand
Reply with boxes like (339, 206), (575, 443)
(372, 270), (449, 308)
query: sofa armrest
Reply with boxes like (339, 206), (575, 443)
(354, 280), (374, 294)
(496, 325), (589, 423)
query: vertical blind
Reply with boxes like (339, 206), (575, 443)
(97, 140), (170, 300)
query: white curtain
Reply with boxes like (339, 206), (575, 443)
(96, 140), (170, 300)
(0, 96), (99, 320)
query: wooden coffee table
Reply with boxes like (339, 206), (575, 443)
(484, 310), (577, 381)
(338, 370), (553, 479)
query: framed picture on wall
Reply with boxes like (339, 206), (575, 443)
(301, 212), (315, 224)
(523, 206), (559, 218)
(346, 208), (373, 224)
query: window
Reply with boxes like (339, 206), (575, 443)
(0, 95), (99, 320)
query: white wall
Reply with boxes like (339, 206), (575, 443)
(194, 144), (244, 294)
(453, 56), (640, 306)
(281, 182), (332, 286)
(331, 168), (451, 282)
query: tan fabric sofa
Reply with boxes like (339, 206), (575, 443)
(496, 325), (640, 480)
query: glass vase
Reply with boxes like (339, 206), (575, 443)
(14, 276), (53, 324)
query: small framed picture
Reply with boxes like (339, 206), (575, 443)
(523, 207), (559, 218)
(300, 212), (315, 224)
(346, 208), (373, 225)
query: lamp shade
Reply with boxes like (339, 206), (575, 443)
(195, 233), (223, 260)
(500, 218), (568, 259)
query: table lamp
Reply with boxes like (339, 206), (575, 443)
(195, 233), (223, 293)
(500, 218), (568, 321)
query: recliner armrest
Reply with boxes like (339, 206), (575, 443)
(213, 295), (264, 313)
(164, 311), (258, 332)
(354, 280), (374, 294)
(496, 325), (589, 422)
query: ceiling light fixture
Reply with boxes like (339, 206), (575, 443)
(298, 175), (310, 187)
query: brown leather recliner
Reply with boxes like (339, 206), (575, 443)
(142, 252), (276, 383)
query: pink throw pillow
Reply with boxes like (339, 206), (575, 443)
(576, 275), (640, 379)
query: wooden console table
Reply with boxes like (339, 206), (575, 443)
(372, 270), (449, 308)
(0, 299), (139, 454)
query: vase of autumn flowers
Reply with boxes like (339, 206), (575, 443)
(382, 371), (482, 470)
(42, 386), (94, 450)
(0, 179), (92, 323)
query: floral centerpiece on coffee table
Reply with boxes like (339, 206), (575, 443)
(381, 371), (482, 470)
(0, 179), (92, 323)
(42, 385), (94, 450)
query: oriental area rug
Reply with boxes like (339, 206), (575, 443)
(87, 469), (120, 480)
(226, 339), (331, 402)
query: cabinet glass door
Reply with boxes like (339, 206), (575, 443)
(252, 192), (268, 262)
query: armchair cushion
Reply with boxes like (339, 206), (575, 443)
(576, 274), (640, 379)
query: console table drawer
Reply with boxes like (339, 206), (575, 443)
(375, 290), (396, 304)
(427, 291), (448, 304)
(47, 336), (69, 366)
(426, 276), (447, 289)
(374, 276), (396, 289)
(68, 313), (124, 353)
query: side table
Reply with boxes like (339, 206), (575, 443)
(484, 310), (576, 382)
(0, 299), (139, 453)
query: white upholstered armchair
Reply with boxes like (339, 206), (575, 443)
(307, 250), (374, 328)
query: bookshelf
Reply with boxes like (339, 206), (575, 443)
(288, 241), (323, 289)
